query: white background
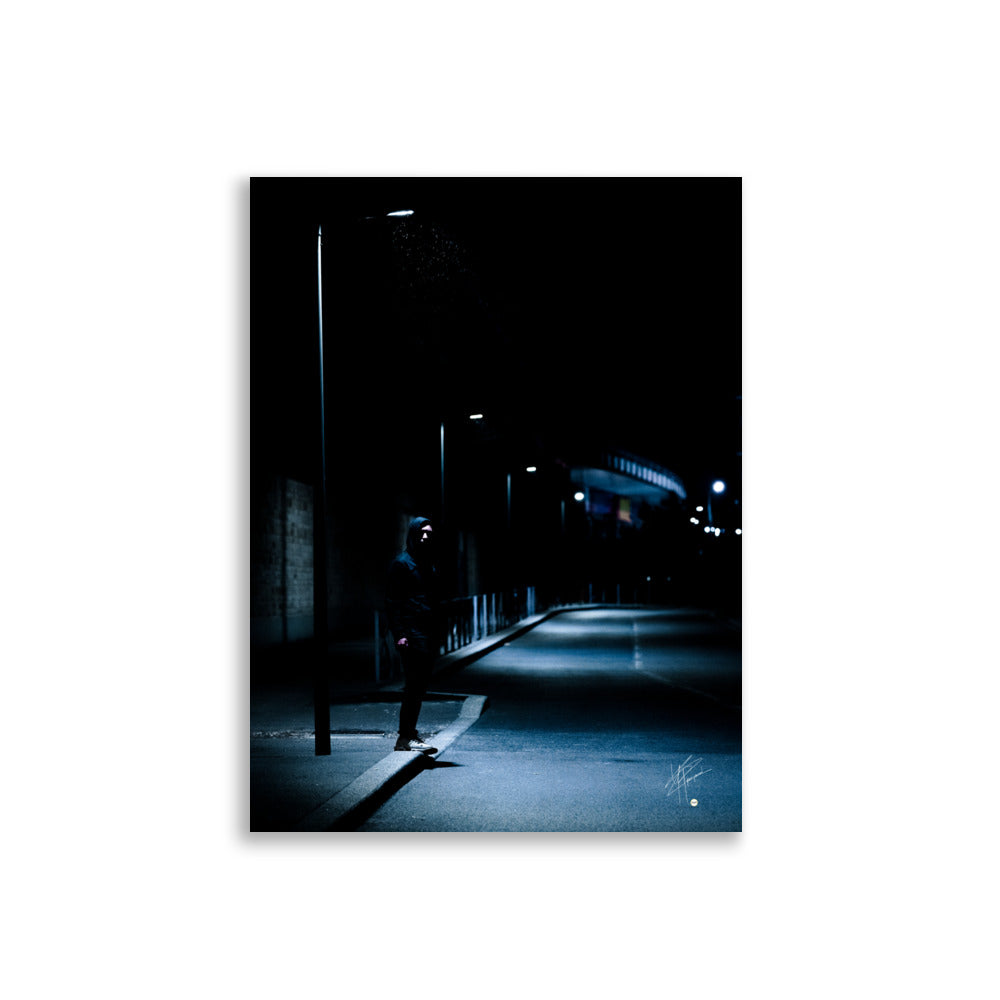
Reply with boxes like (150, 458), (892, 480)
(2, 3), (996, 996)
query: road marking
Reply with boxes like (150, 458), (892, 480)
(631, 615), (738, 711)
(635, 665), (737, 708)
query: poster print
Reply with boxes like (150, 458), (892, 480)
(250, 177), (741, 832)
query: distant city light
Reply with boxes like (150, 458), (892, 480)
(469, 413), (484, 420)
(574, 492), (585, 502)
(712, 480), (726, 494)
(704, 526), (712, 533)
(386, 209), (414, 217)
(526, 466), (537, 473)
(690, 517), (699, 525)
(735, 529), (742, 536)
(695, 505), (704, 512)
(715, 528), (722, 537)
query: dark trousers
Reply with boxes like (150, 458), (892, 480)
(399, 645), (434, 738)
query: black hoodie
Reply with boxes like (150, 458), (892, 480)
(385, 517), (437, 652)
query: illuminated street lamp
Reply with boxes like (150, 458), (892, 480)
(441, 410), (486, 534)
(708, 479), (726, 526)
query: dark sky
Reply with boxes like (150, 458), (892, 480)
(252, 177), (741, 502)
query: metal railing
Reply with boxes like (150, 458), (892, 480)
(374, 586), (537, 683)
(372, 581), (690, 683)
(440, 586), (537, 654)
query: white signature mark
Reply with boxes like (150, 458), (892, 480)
(665, 755), (711, 805)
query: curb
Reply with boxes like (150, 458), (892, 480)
(433, 605), (611, 677)
(295, 694), (489, 832)
(294, 607), (619, 832)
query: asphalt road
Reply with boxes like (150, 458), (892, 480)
(357, 607), (742, 832)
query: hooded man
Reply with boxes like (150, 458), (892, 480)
(385, 516), (439, 754)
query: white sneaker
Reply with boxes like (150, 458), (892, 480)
(394, 735), (438, 754)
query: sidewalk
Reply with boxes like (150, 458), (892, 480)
(250, 611), (557, 832)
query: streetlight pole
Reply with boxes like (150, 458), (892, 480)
(312, 210), (414, 755)
(313, 225), (331, 755)
(506, 471), (512, 532)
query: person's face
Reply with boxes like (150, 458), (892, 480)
(419, 523), (433, 546)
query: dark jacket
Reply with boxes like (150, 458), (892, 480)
(386, 517), (438, 652)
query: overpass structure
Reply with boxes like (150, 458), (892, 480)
(570, 449), (686, 527)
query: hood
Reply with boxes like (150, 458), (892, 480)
(405, 516), (433, 560)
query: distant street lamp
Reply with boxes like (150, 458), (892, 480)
(708, 479), (726, 526)
(441, 410), (486, 534)
(505, 463), (538, 528)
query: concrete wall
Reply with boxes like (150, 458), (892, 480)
(252, 475), (499, 646)
(251, 477), (315, 644)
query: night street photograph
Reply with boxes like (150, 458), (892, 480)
(11, 2), (997, 994)
(250, 176), (741, 832)
(12, 4), (999, 996)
